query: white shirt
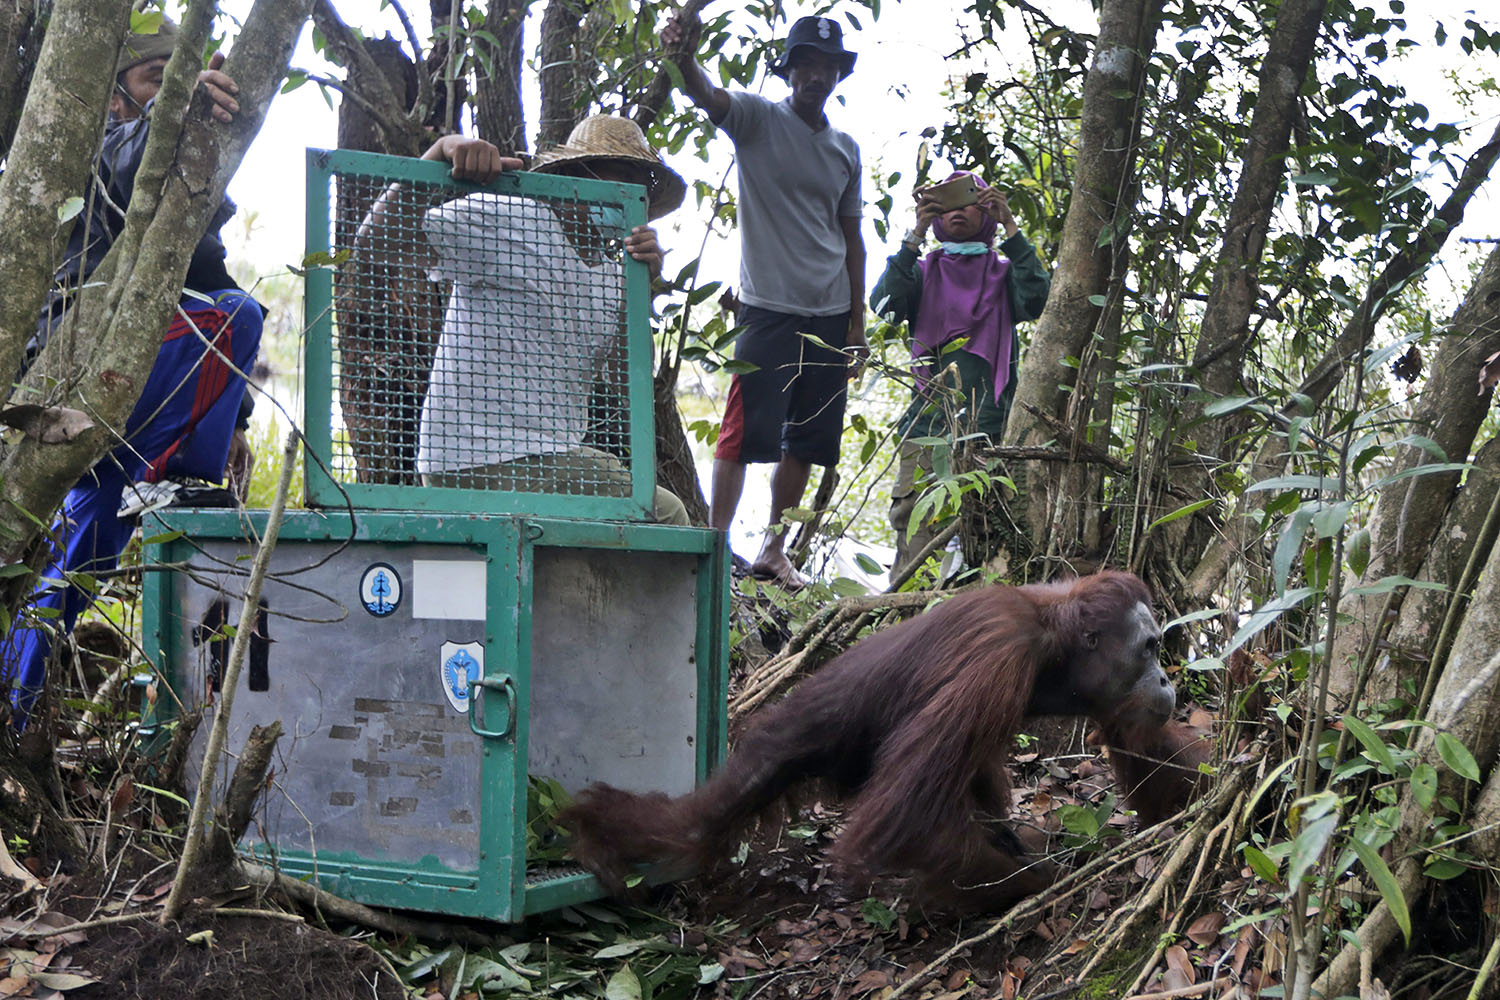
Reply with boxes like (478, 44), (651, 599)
(417, 193), (621, 474)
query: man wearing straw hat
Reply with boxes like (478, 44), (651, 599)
(1, 22), (263, 727)
(660, 12), (866, 590)
(408, 117), (690, 524)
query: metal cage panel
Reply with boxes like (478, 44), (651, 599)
(141, 509), (729, 922)
(304, 149), (655, 520)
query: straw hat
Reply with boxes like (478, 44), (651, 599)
(531, 115), (687, 221)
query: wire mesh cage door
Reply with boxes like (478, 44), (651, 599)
(304, 148), (656, 520)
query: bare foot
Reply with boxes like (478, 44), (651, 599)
(749, 554), (809, 591)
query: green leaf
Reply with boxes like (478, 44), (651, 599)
(1163, 607), (1223, 630)
(56, 196), (84, 224)
(1290, 171), (1338, 186)
(1056, 804), (1101, 837)
(1367, 462), (1469, 491)
(1287, 794), (1339, 887)
(1435, 732), (1480, 782)
(1346, 528), (1371, 578)
(1245, 474), (1341, 494)
(1349, 838), (1411, 947)
(1225, 589), (1315, 659)
(0, 563), (32, 579)
(1312, 502), (1353, 540)
(1424, 858), (1469, 879)
(1087, 294), (1108, 307)
(129, 9), (164, 33)
(860, 898), (896, 930)
(604, 964), (642, 1000)
(1243, 844), (1279, 883)
(698, 963), (726, 984)
(1409, 763), (1437, 811)
(1146, 498), (1216, 532)
(594, 939), (658, 960)
(1344, 575), (1448, 598)
(854, 552), (883, 575)
(1272, 506), (1315, 593)
(830, 577), (867, 597)
(1203, 395), (1261, 418)
(1341, 715), (1398, 774)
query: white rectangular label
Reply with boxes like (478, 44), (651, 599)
(411, 560), (487, 621)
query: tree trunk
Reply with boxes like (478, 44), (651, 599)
(1183, 123), (1500, 605)
(654, 366), (708, 524)
(0, 0), (312, 563)
(474, 0), (527, 152)
(0, 0), (129, 414)
(0, 0), (44, 162)
(537, 0), (607, 149)
(998, 0), (1165, 569)
(1373, 434), (1500, 704)
(1329, 243), (1500, 693)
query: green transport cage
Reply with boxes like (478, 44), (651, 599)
(139, 149), (729, 922)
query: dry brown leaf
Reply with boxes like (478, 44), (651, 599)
(1033, 920), (1055, 942)
(788, 940), (823, 964)
(1165, 944), (1194, 981)
(109, 778), (135, 816)
(0, 405), (94, 445)
(831, 912), (852, 930)
(1000, 971), (1020, 999)
(942, 968), (969, 990)
(1087, 888), (1112, 910)
(0, 840), (42, 892)
(1230, 927), (1254, 977)
(1481, 350), (1500, 394)
(1264, 927), (1286, 971)
(1062, 938), (1089, 956)
(1185, 911), (1227, 946)
(932, 989), (973, 1000)
(1162, 967), (1193, 991)
(1134, 854), (1158, 879)
(850, 969), (892, 993)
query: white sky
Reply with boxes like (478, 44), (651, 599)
(216, 0), (1500, 560)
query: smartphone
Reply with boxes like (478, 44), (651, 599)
(917, 175), (979, 211)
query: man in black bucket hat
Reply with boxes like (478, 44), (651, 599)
(770, 14), (858, 80)
(660, 12), (866, 591)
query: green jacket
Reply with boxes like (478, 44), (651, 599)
(871, 233), (1051, 439)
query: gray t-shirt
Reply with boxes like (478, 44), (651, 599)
(721, 92), (861, 317)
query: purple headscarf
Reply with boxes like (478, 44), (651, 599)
(911, 172), (1014, 403)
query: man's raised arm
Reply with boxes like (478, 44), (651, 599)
(661, 12), (730, 124)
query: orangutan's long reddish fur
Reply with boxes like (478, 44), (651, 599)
(560, 571), (1172, 908)
(1101, 720), (1214, 825)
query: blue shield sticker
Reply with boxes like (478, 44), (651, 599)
(440, 640), (485, 713)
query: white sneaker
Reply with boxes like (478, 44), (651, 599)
(118, 479), (185, 519)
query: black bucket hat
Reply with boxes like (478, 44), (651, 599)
(770, 15), (857, 81)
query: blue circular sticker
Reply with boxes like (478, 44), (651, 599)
(359, 562), (402, 618)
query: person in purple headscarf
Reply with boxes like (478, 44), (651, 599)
(870, 172), (1051, 577)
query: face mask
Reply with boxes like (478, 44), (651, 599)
(585, 204), (626, 236)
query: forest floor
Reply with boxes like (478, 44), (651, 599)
(0, 712), (1246, 1000)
